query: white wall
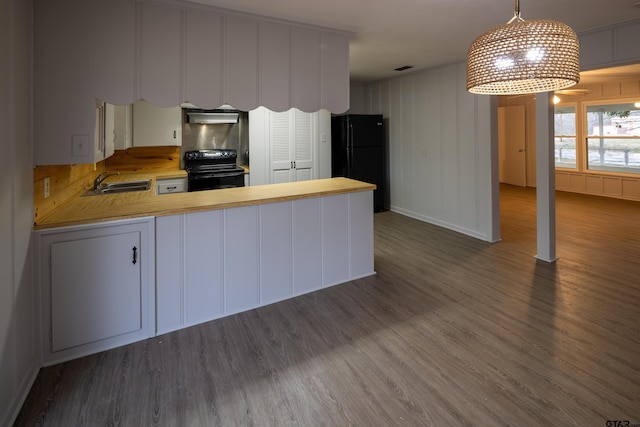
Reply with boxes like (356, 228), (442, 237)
(362, 62), (499, 242)
(317, 109), (332, 179)
(0, 0), (37, 425)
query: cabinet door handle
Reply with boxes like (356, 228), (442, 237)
(290, 161), (293, 169)
(132, 246), (138, 265)
(173, 130), (177, 139)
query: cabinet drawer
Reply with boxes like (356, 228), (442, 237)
(157, 177), (187, 194)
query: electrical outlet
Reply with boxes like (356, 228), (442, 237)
(44, 177), (50, 198)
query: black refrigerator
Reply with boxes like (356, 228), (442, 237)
(331, 114), (385, 212)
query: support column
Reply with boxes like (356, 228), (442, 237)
(535, 92), (557, 262)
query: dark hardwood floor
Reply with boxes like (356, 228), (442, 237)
(15, 186), (640, 426)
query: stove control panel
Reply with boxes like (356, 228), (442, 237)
(184, 149), (237, 161)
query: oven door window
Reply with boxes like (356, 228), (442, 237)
(188, 172), (245, 192)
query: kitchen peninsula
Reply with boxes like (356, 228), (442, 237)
(33, 177), (376, 365)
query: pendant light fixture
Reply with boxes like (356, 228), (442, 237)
(466, 0), (580, 95)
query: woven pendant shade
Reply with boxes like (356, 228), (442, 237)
(466, 3), (580, 95)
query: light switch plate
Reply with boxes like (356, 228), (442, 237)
(72, 135), (90, 157)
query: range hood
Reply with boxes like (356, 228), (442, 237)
(186, 108), (239, 124)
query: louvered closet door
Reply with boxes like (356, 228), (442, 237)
(270, 110), (293, 183)
(293, 109), (314, 181)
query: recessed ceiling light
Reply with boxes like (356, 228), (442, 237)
(394, 66), (413, 72)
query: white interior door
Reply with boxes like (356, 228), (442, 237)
(498, 105), (527, 187)
(293, 109), (313, 181)
(270, 110), (293, 183)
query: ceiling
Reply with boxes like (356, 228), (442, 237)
(187, 0), (640, 85)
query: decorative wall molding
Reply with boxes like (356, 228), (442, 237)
(556, 171), (640, 201)
(579, 17), (640, 71)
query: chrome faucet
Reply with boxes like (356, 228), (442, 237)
(93, 171), (120, 190)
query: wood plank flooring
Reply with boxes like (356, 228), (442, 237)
(14, 186), (640, 426)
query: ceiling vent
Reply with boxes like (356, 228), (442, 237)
(394, 65), (414, 72)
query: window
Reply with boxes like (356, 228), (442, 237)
(586, 102), (640, 174)
(554, 105), (577, 169)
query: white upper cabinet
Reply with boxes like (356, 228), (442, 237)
(90, 0), (135, 104)
(184, 10), (223, 109)
(259, 22), (291, 112)
(133, 100), (182, 146)
(97, 102), (116, 162)
(320, 32), (350, 114)
(34, 0), (94, 165)
(33, 0), (350, 165)
(292, 28), (321, 113)
(138, 2), (182, 106)
(223, 17), (259, 111)
(113, 104), (132, 150)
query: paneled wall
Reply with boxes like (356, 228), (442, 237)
(580, 18), (640, 71)
(362, 62), (499, 242)
(500, 76), (640, 201)
(361, 18), (640, 237)
(556, 78), (640, 201)
(0, 0), (37, 425)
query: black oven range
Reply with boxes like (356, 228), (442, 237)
(184, 149), (245, 192)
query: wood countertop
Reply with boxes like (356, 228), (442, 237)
(34, 176), (375, 230)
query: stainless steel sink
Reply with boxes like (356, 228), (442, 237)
(83, 179), (152, 196)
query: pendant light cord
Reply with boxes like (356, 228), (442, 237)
(507, 0), (524, 23)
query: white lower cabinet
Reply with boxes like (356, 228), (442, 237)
(155, 191), (375, 334)
(34, 218), (155, 365)
(260, 201), (293, 303)
(292, 197), (323, 295)
(225, 206), (260, 314)
(34, 191), (374, 363)
(322, 194), (350, 286)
